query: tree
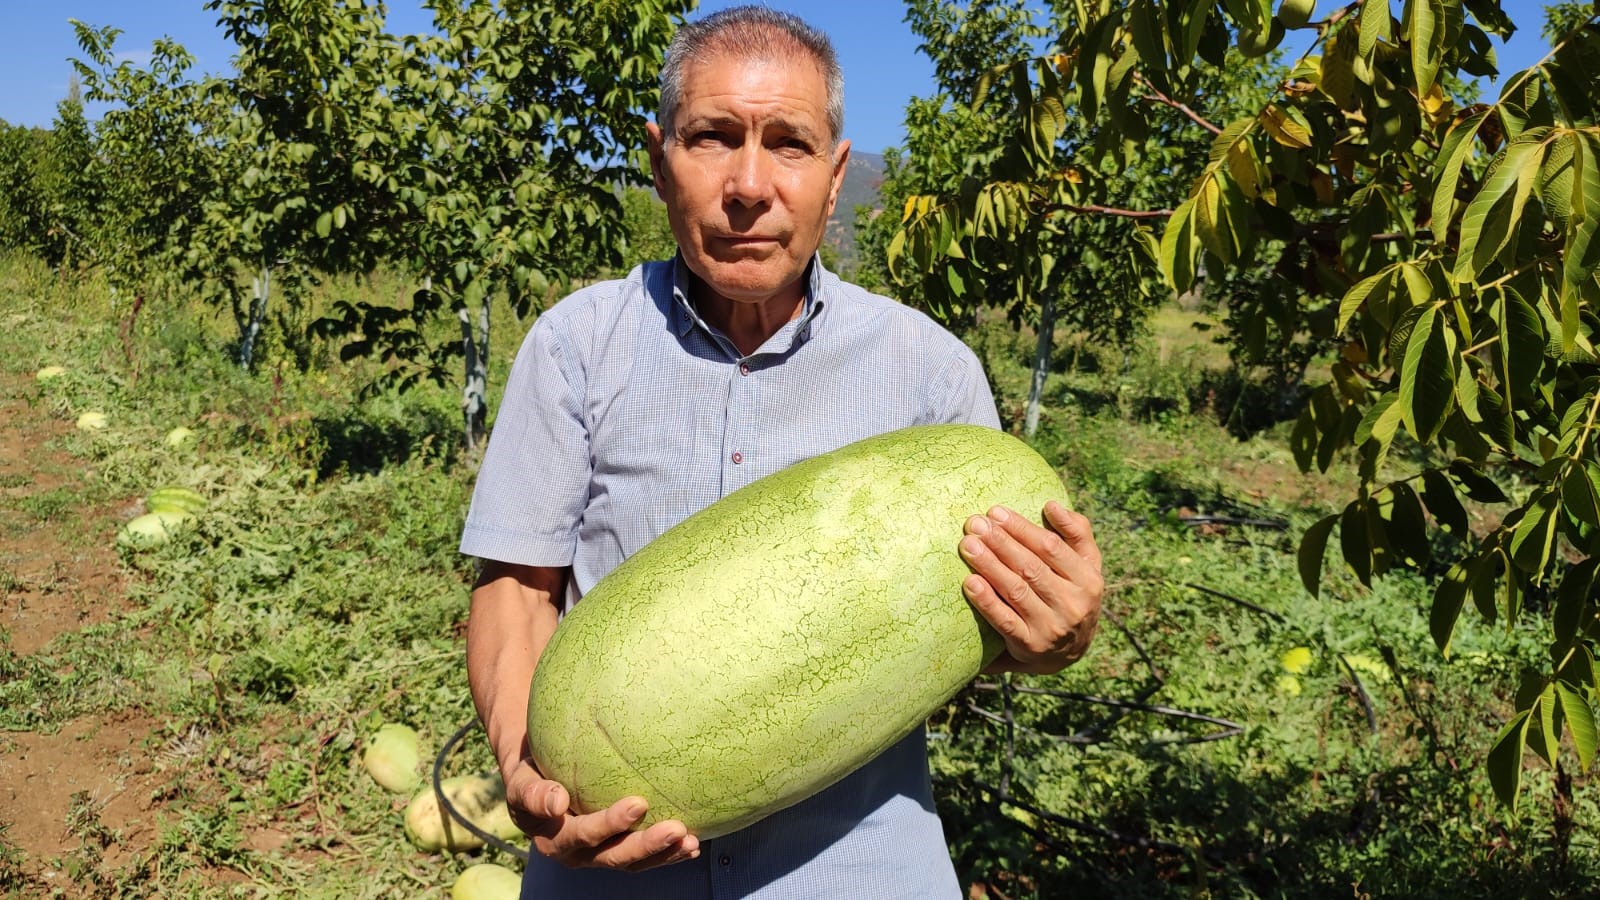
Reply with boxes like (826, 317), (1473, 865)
(27, 86), (105, 271)
(900, 0), (1600, 806)
(0, 122), (53, 257)
(314, 0), (692, 450)
(199, 0), (416, 371)
(71, 25), (231, 309)
(879, 0), (1274, 436)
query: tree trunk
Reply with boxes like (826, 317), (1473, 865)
(459, 299), (490, 452)
(1554, 760), (1574, 874)
(1023, 290), (1057, 438)
(240, 265), (269, 371)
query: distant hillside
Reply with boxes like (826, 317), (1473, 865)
(824, 150), (887, 270)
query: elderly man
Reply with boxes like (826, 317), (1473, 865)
(461, 6), (1102, 897)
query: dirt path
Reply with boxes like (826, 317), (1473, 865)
(0, 370), (165, 888)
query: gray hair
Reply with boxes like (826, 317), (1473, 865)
(658, 5), (845, 145)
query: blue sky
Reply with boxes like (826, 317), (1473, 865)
(0, 0), (1562, 157)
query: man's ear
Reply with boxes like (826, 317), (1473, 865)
(646, 121), (668, 197)
(825, 139), (852, 217)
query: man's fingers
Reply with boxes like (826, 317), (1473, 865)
(961, 570), (1027, 638)
(1043, 500), (1101, 570)
(592, 821), (701, 871)
(519, 777), (570, 819)
(961, 510), (1065, 619)
(557, 797), (650, 851)
(987, 504), (1098, 588)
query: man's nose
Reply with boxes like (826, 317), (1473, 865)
(724, 144), (774, 208)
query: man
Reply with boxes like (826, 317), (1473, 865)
(461, 6), (1103, 897)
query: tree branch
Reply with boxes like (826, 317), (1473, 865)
(1132, 72), (1222, 135)
(1043, 202), (1174, 219)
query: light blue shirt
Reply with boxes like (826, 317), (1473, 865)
(461, 256), (999, 899)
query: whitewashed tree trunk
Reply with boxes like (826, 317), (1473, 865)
(240, 264), (269, 370)
(1023, 290), (1057, 438)
(460, 297), (490, 451)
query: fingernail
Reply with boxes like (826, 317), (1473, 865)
(967, 515), (990, 535)
(625, 800), (647, 820)
(989, 506), (1011, 523)
(960, 536), (984, 558)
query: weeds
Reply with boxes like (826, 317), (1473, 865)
(1, 253), (1596, 896)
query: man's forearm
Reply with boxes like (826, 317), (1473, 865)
(466, 562), (566, 778)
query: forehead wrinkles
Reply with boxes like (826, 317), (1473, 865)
(671, 56), (830, 140)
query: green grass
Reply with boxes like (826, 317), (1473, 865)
(0, 250), (1595, 896)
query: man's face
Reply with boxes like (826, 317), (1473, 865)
(648, 51), (850, 311)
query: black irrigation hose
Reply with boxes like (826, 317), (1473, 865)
(1177, 514), (1290, 531)
(1180, 581), (1288, 622)
(953, 776), (1212, 861)
(967, 683), (1246, 744)
(434, 719), (530, 862)
(1334, 655), (1380, 735)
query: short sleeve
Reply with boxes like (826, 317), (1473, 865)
(930, 343), (1001, 429)
(459, 311), (591, 566)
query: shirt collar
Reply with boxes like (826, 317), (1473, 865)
(669, 254), (828, 355)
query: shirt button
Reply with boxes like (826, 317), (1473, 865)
(739, 363), (751, 376)
(719, 853), (732, 867)
(731, 451), (743, 464)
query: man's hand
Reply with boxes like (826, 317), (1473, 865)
(504, 757), (700, 871)
(958, 500), (1103, 674)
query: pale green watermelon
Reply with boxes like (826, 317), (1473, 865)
(451, 863), (521, 899)
(117, 510), (194, 550)
(526, 424), (1066, 839)
(144, 486), (207, 516)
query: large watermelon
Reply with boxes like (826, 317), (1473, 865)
(525, 424), (1065, 839)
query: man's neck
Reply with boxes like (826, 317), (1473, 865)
(691, 279), (806, 357)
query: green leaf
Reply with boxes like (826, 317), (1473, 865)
(1564, 463), (1600, 528)
(1320, 24), (1360, 108)
(1496, 286), (1545, 404)
(1554, 559), (1598, 645)
(1558, 682), (1598, 772)
(315, 211), (332, 239)
(1399, 262), (1433, 307)
(1509, 491), (1559, 574)
(1259, 104), (1312, 148)
(1078, 15), (1118, 123)
(1341, 498), (1374, 587)
(1354, 391), (1402, 446)
(1299, 513), (1339, 596)
(1399, 304), (1456, 442)
(1159, 197), (1198, 290)
(1421, 468), (1469, 536)
(1431, 559), (1472, 654)
(945, 265), (966, 298)
(1455, 354), (1483, 423)
(1564, 136), (1600, 321)
(1386, 481), (1431, 566)
(1540, 131), (1578, 229)
(1339, 267), (1395, 332)
(1450, 459), (1508, 502)
(1487, 709), (1532, 808)
(1431, 110), (1489, 234)
(1208, 117), (1256, 167)
(1529, 687), (1561, 767)
(1195, 174), (1240, 263)
(1358, 0), (1392, 59)
(1455, 136), (1548, 284)
(1405, 0), (1446, 94)
(1472, 550), (1501, 623)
